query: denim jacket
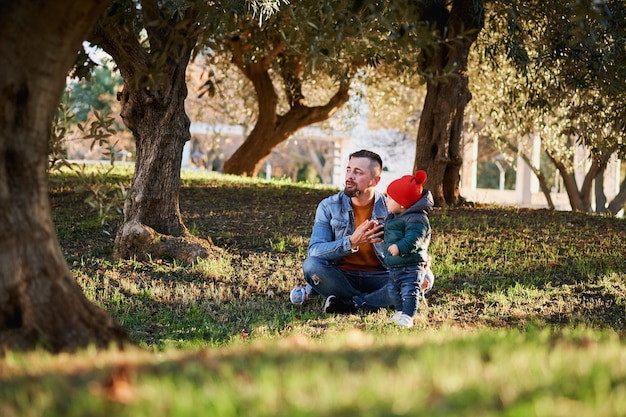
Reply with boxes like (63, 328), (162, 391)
(307, 190), (388, 263)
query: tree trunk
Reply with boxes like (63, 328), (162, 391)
(0, 0), (128, 352)
(224, 125), (285, 177)
(115, 70), (190, 239)
(504, 141), (556, 210)
(413, 0), (484, 207)
(223, 92), (350, 177)
(536, 170), (557, 210)
(416, 80), (469, 207)
(223, 40), (351, 177)
(606, 176), (626, 215)
(546, 151), (603, 212)
(595, 168), (607, 213)
(93, 6), (213, 261)
(113, 71), (200, 260)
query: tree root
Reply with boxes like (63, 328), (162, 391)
(114, 221), (222, 263)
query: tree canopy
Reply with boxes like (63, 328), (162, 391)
(194, 0), (439, 176)
(470, 0), (626, 212)
(69, 0), (626, 212)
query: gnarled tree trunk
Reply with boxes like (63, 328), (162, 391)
(223, 92), (350, 177)
(607, 177), (626, 215)
(413, 0), (484, 207)
(547, 150), (602, 212)
(93, 5), (214, 262)
(0, 0), (128, 352)
(223, 41), (351, 177)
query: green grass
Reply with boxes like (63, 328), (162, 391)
(3, 327), (626, 416)
(2, 168), (626, 416)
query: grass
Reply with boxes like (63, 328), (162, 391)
(2, 166), (626, 416)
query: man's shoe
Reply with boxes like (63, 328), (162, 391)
(395, 313), (414, 329)
(290, 284), (312, 305)
(323, 295), (357, 314)
(390, 311), (403, 324)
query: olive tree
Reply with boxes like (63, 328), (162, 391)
(0, 0), (129, 352)
(199, 0), (438, 177)
(409, 0), (485, 207)
(471, 0), (626, 213)
(89, 0), (284, 260)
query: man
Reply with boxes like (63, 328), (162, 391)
(298, 149), (393, 313)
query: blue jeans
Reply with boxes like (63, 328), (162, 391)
(302, 256), (394, 308)
(354, 266), (425, 316)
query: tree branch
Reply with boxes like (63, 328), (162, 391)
(504, 140), (555, 210)
(277, 80), (351, 133)
(141, 0), (165, 50)
(607, 176), (626, 215)
(91, 8), (150, 80)
(546, 149), (586, 211)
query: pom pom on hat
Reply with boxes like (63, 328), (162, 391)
(386, 170), (427, 208)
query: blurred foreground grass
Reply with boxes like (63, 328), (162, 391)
(2, 327), (625, 416)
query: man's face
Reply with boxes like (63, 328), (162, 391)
(344, 157), (379, 197)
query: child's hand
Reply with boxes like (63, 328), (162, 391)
(388, 244), (399, 256)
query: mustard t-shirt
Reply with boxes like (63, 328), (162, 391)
(339, 200), (384, 272)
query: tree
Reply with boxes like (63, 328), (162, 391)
(471, 0), (626, 213)
(90, 0), (206, 260)
(208, 1), (362, 177)
(409, 0), (626, 211)
(467, 50), (564, 210)
(411, 0), (485, 208)
(222, 43), (351, 177)
(202, 0), (437, 177)
(534, 0), (626, 214)
(0, 1), (128, 352)
(90, 0), (285, 261)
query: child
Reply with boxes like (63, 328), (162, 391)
(380, 170), (433, 328)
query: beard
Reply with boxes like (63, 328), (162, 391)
(344, 182), (360, 197)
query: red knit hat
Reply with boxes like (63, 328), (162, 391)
(386, 170), (427, 208)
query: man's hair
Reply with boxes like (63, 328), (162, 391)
(349, 149), (383, 175)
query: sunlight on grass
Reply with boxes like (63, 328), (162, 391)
(192, 255), (235, 279)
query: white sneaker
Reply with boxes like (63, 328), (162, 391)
(395, 313), (414, 329)
(419, 269), (435, 307)
(390, 311), (403, 324)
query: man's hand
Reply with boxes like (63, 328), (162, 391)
(349, 219), (384, 249)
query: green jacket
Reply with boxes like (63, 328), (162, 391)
(382, 190), (433, 269)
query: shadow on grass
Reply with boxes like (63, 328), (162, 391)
(51, 181), (626, 349)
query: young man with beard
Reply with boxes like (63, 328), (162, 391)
(295, 149), (394, 313)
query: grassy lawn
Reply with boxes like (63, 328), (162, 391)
(2, 166), (626, 416)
